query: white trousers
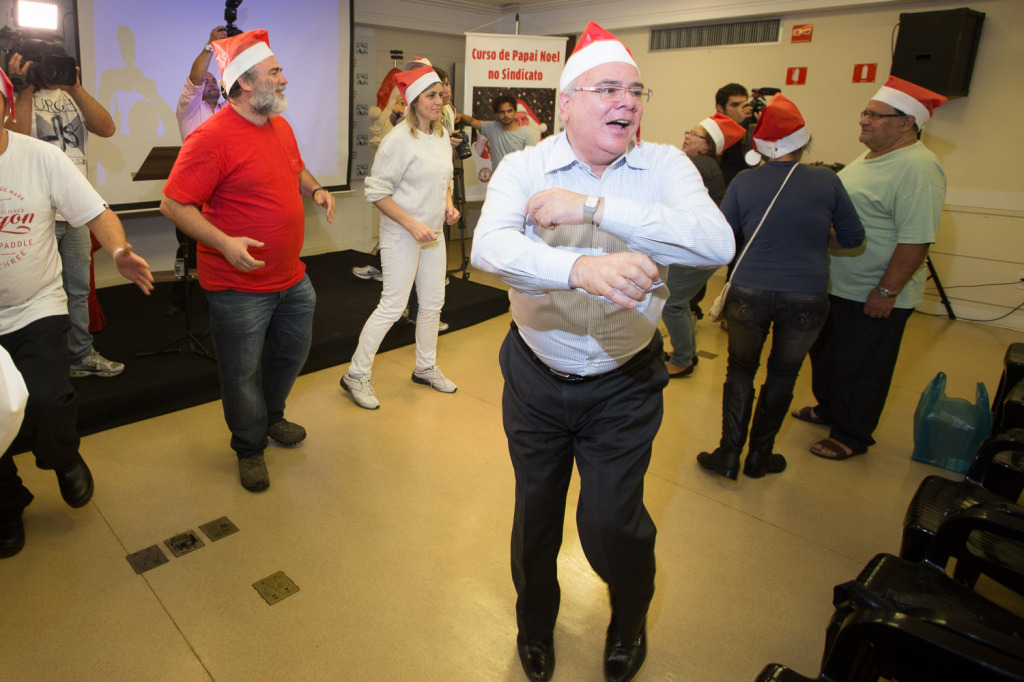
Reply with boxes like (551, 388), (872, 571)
(349, 225), (447, 376)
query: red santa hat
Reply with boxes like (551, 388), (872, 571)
(745, 94), (809, 165)
(698, 113), (744, 154)
(402, 56), (432, 71)
(560, 22), (639, 91)
(871, 76), (947, 127)
(395, 66), (440, 106)
(212, 29), (274, 95)
(0, 68), (14, 122)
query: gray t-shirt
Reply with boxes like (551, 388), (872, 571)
(481, 121), (539, 170)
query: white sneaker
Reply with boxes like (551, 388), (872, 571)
(70, 348), (125, 377)
(352, 265), (383, 282)
(341, 372), (380, 409)
(411, 366), (457, 393)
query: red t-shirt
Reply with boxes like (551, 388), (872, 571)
(163, 106), (306, 292)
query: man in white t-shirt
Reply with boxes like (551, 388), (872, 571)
(6, 47), (123, 378)
(0, 69), (154, 559)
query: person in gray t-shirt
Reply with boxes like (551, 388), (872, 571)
(456, 94), (539, 171)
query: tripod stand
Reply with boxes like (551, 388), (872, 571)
(926, 255), (956, 320)
(447, 159), (471, 281)
(137, 235), (215, 360)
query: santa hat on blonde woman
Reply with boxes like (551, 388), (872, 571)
(745, 94), (809, 165)
(212, 29), (274, 94)
(871, 75), (947, 127)
(698, 113), (744, 155)
(394, 66), (440, 106)
(559, 22), (639, 91)
(0, 68), (15, 122)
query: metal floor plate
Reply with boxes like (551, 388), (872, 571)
(164, 530), (205, 558)
(199, 516), (239, 542)
(253, 571), (300, 605)
(126, 545), (169, 574)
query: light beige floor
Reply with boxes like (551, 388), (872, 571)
(4, 267), (1023, 681)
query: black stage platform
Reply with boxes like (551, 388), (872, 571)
(73, 249), (508, 436)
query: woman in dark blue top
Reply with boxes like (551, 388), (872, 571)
(697, 96), (864, 480)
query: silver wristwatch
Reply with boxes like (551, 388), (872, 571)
(583, 195), (599, 227)
(877, 286), (897, 298)
(203, 42), (213, 53)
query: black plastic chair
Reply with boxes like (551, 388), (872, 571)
(993, 343), (1024, 434)
(901, 429), (1024, 565)
(755, 505), (1024, 682)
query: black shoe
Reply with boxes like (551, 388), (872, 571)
(0, 512), (25, 559)
(516, 638), (554, 681)
(55, 456), (94, 508)
(604, 623), (646, 682)
(697, 448), (740, 481)
(266, 419), (306, 445)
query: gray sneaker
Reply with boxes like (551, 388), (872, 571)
(266, 419), (306, 445)
(352, 265), (383, 282)
(238, 455), (269, 492)
(341, 372), (380, 409)
(70, 349), (124, 377)
(411, 366), (457, 393)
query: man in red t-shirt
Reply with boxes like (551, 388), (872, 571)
(161, 30), (335, 492)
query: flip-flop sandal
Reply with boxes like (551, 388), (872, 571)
(792, 406), (829, 426)
(810, 438), (867, 460)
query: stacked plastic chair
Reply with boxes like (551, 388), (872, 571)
(754, 347), (1024, 681)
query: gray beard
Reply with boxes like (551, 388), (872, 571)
(251, 89), (287, 116)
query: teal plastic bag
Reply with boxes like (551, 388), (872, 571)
(912, 372), (992, 474)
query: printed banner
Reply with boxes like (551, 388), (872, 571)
(462, 33), (567, 200)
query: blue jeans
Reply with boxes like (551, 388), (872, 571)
(725, 285), (830, 396)
(54, 221), (94, 362)
(207, 275), (316, 459)
(663, 265), (716, 368)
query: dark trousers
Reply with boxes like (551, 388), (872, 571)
(0, 315), (81, 517)
(726, 285), (830, 395)
(499, 325), (666, 645)
(808, 295), (913, 451)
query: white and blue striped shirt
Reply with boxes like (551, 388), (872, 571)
(472, 133), (735, 376)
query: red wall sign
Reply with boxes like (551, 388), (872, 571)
(852, 63), (878, 83)
(786, 67), (808, 85)
(791, 25), (814, 43)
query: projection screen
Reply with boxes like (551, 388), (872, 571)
(74, 0), (352, 211)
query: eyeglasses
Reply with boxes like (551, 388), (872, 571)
(574, 86), (654, 103)
(684, 130), (711, 143)
(859, 110), (905, 121)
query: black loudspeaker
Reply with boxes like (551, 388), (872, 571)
(891, 7), (985, 98)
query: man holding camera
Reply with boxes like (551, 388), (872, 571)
(5, 49), (123, 379)
(457, 94), (540, 172)
(176, 26), (228, 140)
(161, 30), (335, 493)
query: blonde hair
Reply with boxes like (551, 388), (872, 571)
(405, 91), (445, 139)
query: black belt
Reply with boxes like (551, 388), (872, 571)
(511, 321), (660, 383)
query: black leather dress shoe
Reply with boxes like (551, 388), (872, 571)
(517, 638), (554, 681)
(55, 456), (94, 508)
(604, 623), (646, 682)
(0, 512), (26, 559)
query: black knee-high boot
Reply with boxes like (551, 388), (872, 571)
(743, 386), (793, 478)
(698, 382), (754, 481)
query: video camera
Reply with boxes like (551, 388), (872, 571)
(224, 0), (244, 37)
(453, 123), (473, 160)
(0, 26), (77, 90)
(750, 87), (782, 119)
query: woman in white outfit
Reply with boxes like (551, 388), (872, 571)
(342, 66), (460, 410)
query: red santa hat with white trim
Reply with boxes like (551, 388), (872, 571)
(745, 94), (809, 165)
(394, 66), (441, 106)
(212, 29), (274, 95)
(698, 113), (744, 155)
(871, 76), (947, 127)
(0, 68), (15, 122)
(559, 22), (639, 91)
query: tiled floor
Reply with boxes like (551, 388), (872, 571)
(4, 269), (1022, 681)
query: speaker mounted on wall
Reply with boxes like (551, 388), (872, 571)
(891, 7), (985, 99)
